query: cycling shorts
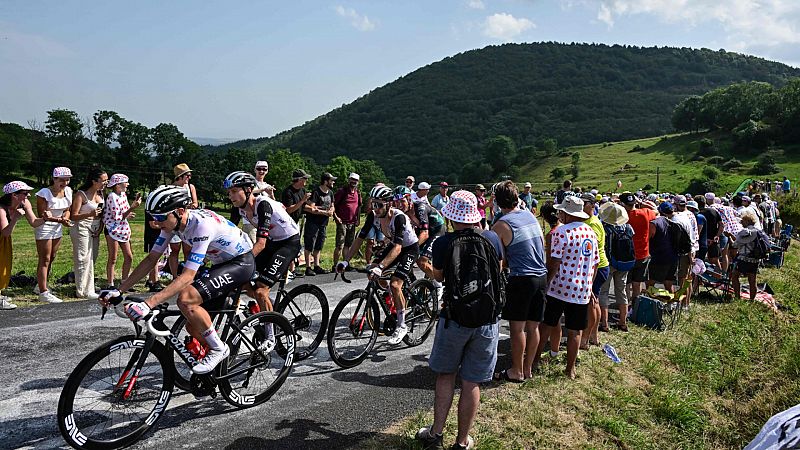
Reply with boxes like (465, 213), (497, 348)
(255, 235), (302, 287)
(192, 252), (255, 305)
(375, 243), (419, 284)
(419, 234), (440, 261)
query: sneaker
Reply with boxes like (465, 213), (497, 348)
(0, 297), (17, 310)
(257, 339), (276, 354)
(39, 291), (63, 304)
(450, 436), (475, 450)
(86, 292), (100, 301)
(387, 324), (408, 345)
(313, 266), (329, 275)
(304, 267), (316, 277)
(192, 344), (230, 375)
(293, 269), (305, 278)
(415, 426), (444, 450)
(33, 285), (40, 295)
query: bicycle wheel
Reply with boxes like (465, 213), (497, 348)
(274, 283), (329, 361)
(217, 311), (294, 408)
(58, 336), (174, 450)
(403, 278), (438, 347)
(326, 289), (380, 369)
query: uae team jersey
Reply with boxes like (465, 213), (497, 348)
(358, 209), (419, 248)
(547, 221), (600, 305)
(152, 209), (253, 271)
(238, 194), (300, 242)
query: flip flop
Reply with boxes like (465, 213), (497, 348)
(492, 369), (524, 383)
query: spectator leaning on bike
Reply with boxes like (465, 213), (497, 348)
(416, 190), (504, 450)
(0, 181), (45, 310)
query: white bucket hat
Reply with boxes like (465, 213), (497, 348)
(554, 196), (589, 219)
(598, 202), (629, 225)
(442, 190), (482, 224)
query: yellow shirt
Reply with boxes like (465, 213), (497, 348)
(584, 215), (609, 269)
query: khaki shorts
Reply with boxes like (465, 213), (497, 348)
(335, 222), (357, 249)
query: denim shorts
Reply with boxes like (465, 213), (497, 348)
(428, 319), (499, 383)
(366, 225), (385, 241)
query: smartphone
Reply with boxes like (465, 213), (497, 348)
(135, 192), (143, 202)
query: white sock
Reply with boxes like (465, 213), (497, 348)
(396, 308), (406, 328)
(202, 327), (225, 351)
(550, 350), (559, 357)
(432, 280), (442, 288)
(263, 323), (275, 341)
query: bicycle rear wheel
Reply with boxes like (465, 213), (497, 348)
(326, 289), (380, 368)
(403, 278), (438, 347)
(217, 311), (294, 408)
(275, 283), (329, 361)
(57, 336), (174, 450)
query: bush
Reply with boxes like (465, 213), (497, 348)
(629, 144), (645, 152)
(700, 138), (714, 148)
(751, 153), (780, 175)
(686, 178), (720, 195)
(702, 166), (721, 180)
(643, 183), (654, 191)
(706, 156), (725, 165)
(722, 159), (742, 170)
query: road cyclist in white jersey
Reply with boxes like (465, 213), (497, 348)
(99, 185), (257, 375)
(224, 171), (302, 353)
(336, 184), (419, 345)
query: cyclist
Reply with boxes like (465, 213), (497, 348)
(99, 185), (255, 375)
(336, 185), (419, 345)
(409, 193), (446, 299)
(224, 171), (301, 351)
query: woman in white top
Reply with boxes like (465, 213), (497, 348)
(1, 181), (46, 310)
(70, 168), (107, 299)
(104, 174), (141, 287)
(168, 163), (198, 276)
(35, 167), (75, 303)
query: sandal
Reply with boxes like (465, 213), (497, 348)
(598, 324), (610, 332)
(492, 369), (524, 384)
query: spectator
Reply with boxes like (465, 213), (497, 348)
(431, 182), (449, 213)
(412, 182), (431, 205)
(555, 179), (572, 204)
(104, 174), (141, 288)
(518, 182), (538, 214)
(647, 202), (679, 292)
(534, 201), (564, 364)
(416, 190), (503, 450)
(253, 160), (276, 199)
(699, 193), (725, 270)
(405, 175), (415, 191)
(475, 184), (488, 229)
(579, 193), (608, 349)
(711, 195), (741, 272)
(70, 168), (107, 300)
(741, 196), (763, 230)
(34, 167), (74, 303)
(362, 183), (386, 266)
(672, 195), (698, 308)
(491, 181), (547, 382)
(1, 182), (45, 309)
(598, 202), (633, 332)
(620, 192), (656, 303)
(303, 172), (336, 276)
(783, 176), (791, 195)
(332, 173), (362, 269)
(730, 210), (762, 301)
(282, 169), (312, 274)
(536, 196), (599, 379)
(168, 163), (198, 276)
(143, 210), (164, 292)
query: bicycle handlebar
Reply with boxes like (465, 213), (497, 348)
(144, 310), (170, 337)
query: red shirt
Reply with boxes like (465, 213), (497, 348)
(333, 187), (361, 224)
(627, 207), (657, 260)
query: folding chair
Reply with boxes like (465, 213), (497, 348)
(697, 262), (732, 302)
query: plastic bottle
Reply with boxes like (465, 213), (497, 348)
(384, 291), (396, 314)
(248, 300), (261, 315)
(186, 337), (207, 359)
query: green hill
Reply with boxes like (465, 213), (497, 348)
(212, 42), (800, 182)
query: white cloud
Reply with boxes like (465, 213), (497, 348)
(595, 0), (800, 48)
(334, 5), (376, 31)
(483, 13), (535, 40)
(468, 0), (486, 10)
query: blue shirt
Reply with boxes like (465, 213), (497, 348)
(694, 212), (707, 250)
(497, 210), (547, 277)
(784, 179), (791, 192)
(432, 229), (503, 271)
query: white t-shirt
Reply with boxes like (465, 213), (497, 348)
(36, 186), (73, 217)
(673, 210), (699, 253)
(547, 221), (600, 305)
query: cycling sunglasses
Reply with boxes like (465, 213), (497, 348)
(372, 201), (387, 210)
(151, 211), (174, 222)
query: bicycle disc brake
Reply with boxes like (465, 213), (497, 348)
(190, 374), (218, 399)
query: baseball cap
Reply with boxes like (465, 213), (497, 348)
(406, 176), (415, 182)
(439, 181), (449, 187)
(524, 182), (532, 188)
(348, 172), (360, 180)
(3, 181), (34, 194)
(292, 169), (311, 179)
(742, 195), (751, 202)
(658, 202), (674, 214)
(705, 192), (715, 202)
(53, 167), (72, 178)
(579, 192), (596, 204)
(674, 195), (687, 205)
(475, 184), (485, 191)
(321, 172), (337, 182)
(620, 192), (635, 205)
(254, 161), (269, 169)
(418, 182), (431, 190)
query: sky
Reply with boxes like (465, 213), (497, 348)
(2, 0), (800, 142)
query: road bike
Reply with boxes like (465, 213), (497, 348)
(326, 269), (438, 369)
(57, 285), (295, 450)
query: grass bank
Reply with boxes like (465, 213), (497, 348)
(366, 245), (800, 449)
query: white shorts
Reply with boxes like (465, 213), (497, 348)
(35, 222), (63, 240)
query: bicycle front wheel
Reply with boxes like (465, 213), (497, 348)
(57, 336), (174, 450)
(326, 289), (380, 368)
(275, 283), (329, 361)
(403, 278), (439, 346)
(217, 311), (294, 408)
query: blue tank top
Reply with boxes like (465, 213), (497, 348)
(497, 210), (547, 277)
(650, 216), (677, 264)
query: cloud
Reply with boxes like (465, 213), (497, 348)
(335, 5), (376, 31)
(483, 13), (535, 40)
(595, 0), (800, 48)
(467, 0), (486, 10)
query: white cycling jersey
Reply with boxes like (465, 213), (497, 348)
(237, 194), (299, 242)
(358, 208), (418, 248)
(152, 209), (253, 271)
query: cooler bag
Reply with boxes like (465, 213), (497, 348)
(631, 296), (666, 331)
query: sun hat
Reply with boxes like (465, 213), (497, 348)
(418, 182), (431, 190)
(686, 200), (699, 211)
(348, 172), (360, 180)
(475, 184), (486, 191)
(658, 202), (674, 215)
(704, 192), (715, 202)
(292, 169), (311, 179)
(554, 196), (589, 219)
(173, 163), (192, 179)
(524, 182), (532, 188)
(3, 181), (34, 194)
(53, 167), (72, 178)
(598, 202), (629, 225)
(254, 160), (269, 169)
(107, 174), (129, 187)
(442, 190), (482, 224)
(406, 175), (415, 182)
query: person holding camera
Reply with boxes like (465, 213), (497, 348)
(70, 168), (108, 300)
(104, 174), (141, 288)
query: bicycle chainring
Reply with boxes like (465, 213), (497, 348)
(383, 314), (397, 334)
(190, 374), (218, 398)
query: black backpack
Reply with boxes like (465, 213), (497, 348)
(666, 218), (692, 256)
(604, 223), (636, 271)
(442, 229), (505, 327)
(750, 230), (772, 260)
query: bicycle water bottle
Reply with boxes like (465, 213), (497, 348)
(384, 291), (396, 314)
(248, 300), (261, 314)
(185, 337), (207, 359)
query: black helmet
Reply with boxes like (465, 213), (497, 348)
(145, 185), (192, 214)
(223, 171), (257, 189)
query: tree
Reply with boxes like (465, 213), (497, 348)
(751, 153), (780, 175)
(326, 156), (357, 183)
(351, 159), (388, 193)
(264, 148), (311, 191)
(483, 135), (517, 175)
(550, 167), (567, 182)
(117, 120), (153, 188)
(151, 123), (188, 169)
(540, 138), (558, 156)
(93, 110), (122, 147)
(570, 151), (581, 179)
(671, 95), (702, 132)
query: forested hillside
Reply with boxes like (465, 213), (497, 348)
(212, 42), (800, 182)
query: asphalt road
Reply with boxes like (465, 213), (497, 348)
(0, 271), (484, 450)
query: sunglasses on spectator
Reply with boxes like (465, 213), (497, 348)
(372, 201), (387, 209)
(405, 180), (413, 184)
(151, 211), (174, 222)
(256, 168), (268, 171)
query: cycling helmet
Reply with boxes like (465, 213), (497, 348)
(394, 185), (413, 196)
(369, 185), (393, 201)
(223, 171), (257, 189)
(491, 182), (502, 195)
(145, 185), (192, 214)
